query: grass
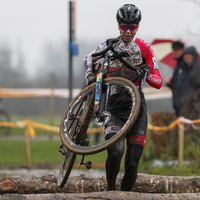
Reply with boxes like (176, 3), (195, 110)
(0, 139), (124, 169)
(138, 160), (200, 176)
(1, 139), (200, 177)
(0, 140), (61, 168)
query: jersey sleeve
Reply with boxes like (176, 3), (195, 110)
(83, 41), (107, 78)
(137, 38), (162, 89)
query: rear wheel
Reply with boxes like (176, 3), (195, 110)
(58, 145), (76, 188)
(60, 77), (141, 155)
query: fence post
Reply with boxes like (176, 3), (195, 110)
(24, 126), (31, 170)
(49, 84), (55, 141)
(178, 124), (184, 165)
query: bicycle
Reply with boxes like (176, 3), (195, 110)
(58, 35), (145, 188)
(0, 99), (11, 135)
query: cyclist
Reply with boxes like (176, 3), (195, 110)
(83, 4), (162, 191)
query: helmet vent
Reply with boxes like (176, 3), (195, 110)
(134, 10), (139, 17)
(120, 9), (125, 18)
(127, 11), (131, 19)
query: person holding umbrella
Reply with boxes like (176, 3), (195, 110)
(165, 41), (185, 117)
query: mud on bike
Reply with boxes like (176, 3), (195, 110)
(58, 35), (148, 188)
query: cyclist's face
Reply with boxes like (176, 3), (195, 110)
(118, 23), (139, 43)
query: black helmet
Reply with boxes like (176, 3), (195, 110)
(116, 4), (142, 24)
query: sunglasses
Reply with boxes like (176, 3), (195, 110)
(119, 24), (139, 32)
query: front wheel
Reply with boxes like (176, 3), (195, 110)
(60, 77), (141, 155)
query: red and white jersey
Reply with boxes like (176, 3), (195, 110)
(83, 37), (162, 89)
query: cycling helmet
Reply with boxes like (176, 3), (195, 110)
(116, 4), (141, 24)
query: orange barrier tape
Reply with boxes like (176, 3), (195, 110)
(1, 116), (200, 138)
(0, 122), (19, 127)
(0, 87), (172, 100)
(29, 121), (59, 133)
(0, 119), (59, 137)
(0, 119), (103, 137)
(0, 88), (81, 98)
(148, 119), (178, 132)
(24, 118), (36, 137)
(148, 116), (200, 132)
(87, 127), (104, 134)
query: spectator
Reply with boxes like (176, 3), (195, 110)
(166, 45), (200, 120)
(165, 41), (185, 117)
(165, 45), (200, 154)
(177, 46), (200, 120)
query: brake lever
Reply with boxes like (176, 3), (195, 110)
(142, 73), (148, 85)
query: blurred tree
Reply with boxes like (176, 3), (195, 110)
(0, 42), (30, 88)
(33, 40), (84, 89)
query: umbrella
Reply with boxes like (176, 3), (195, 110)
(151, 39), (200, 68)
(151, 39), (178, 68)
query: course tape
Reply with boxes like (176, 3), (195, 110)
(0, 88), (81, 98)
(0, 118), (59, 137)
(149, 116), (200, 135)
(0, 87), (171, 100)
(0, 116), (200, 137)
(0, 119), (103, 137)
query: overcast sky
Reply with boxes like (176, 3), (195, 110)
(0, 0), (200, 74)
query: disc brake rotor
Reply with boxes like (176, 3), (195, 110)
(94, 111), (111, 127)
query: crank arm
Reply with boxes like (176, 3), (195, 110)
(79, 139), (93, 169)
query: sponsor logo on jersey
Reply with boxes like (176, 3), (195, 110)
(152, 57), (159, 69)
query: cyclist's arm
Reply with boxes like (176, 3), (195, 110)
(83, 41), (107, 77)
(146, 67), (162, 89)
(136, 38), (162, 89)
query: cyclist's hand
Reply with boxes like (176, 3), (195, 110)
(137, 64), (150, 79)
(86, 72), (96, 85)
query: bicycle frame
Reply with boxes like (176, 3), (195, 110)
(94, 56), (110, 116)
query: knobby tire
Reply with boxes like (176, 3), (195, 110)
(60, 77), (141, 155)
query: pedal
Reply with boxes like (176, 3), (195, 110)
(58, 144), (66, 155)
(79, 154), (93, 170)
(85, 161), (93, 169)
(80, 159), (93, 169)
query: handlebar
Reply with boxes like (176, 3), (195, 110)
(91, 35), (123, 57)
(91, 35), (138, 72)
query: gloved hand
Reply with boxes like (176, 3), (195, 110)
(137, 64), (150, 79)
(86, 72), (96, 85)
